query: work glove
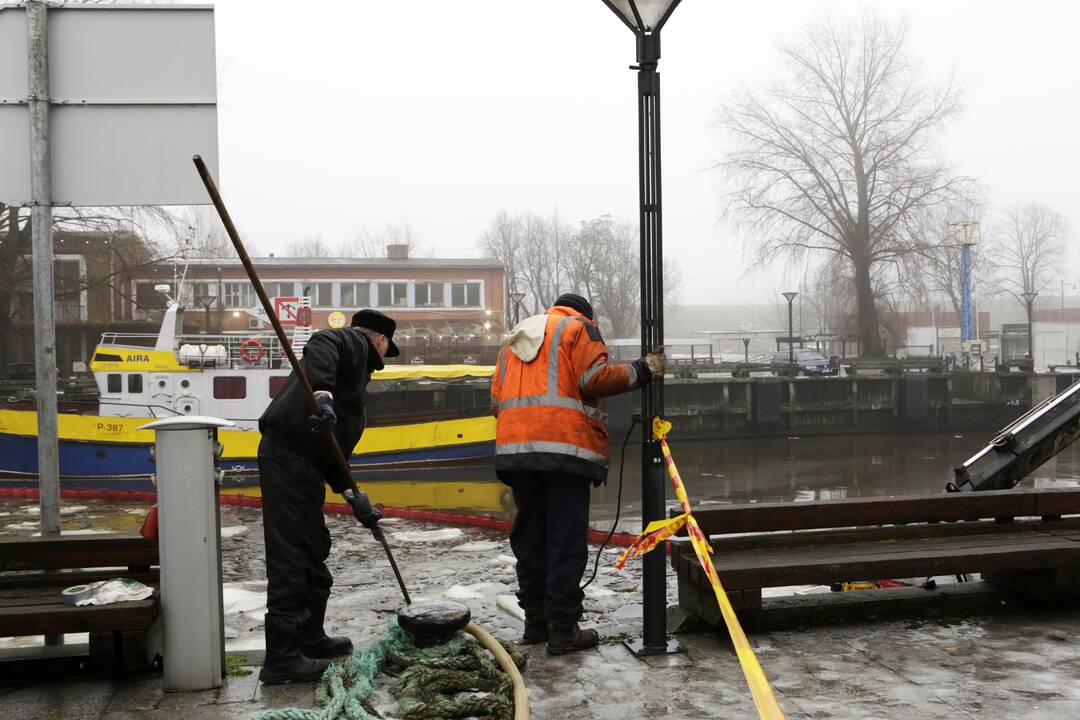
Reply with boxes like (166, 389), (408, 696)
(308, 391), (337, 433)
(344, 488), (383, 533)
(644, 350), (666, 379)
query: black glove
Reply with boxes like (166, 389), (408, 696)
(345, 489), (383, 531)
(308, 391), (337, 433)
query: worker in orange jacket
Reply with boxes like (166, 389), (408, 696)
(491, 293), (665, 655)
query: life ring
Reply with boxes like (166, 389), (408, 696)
(296, 306), (312, 327)
(239, 338), (265, 363)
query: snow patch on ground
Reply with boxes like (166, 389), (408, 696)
(31, 528), (112, 536)
(496, 595), (525, 621)
(445, 582), (497, 600)
(392, 528), (463, 543)
(21, 504), (88, 515)
(220, 526), (248, 539)
(584, 584), (616, 598)
(452, 540), (502, 553)
(223, 584), (267, 616)
(5, 521), (39, 531)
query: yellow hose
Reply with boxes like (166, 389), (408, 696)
(463, 621), (530, 720)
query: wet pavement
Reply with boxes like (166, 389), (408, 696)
(4, 498), (1080, 718)
(4, 430), (1080, 718)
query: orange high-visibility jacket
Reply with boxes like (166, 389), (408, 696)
(491, 305), (651, 483)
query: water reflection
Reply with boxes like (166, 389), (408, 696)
(224, 431), (1080, 535)
(591, 432), (1080, 533)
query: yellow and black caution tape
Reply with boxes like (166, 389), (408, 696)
(616, 418), (787, 720)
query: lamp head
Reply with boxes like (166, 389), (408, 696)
(600, 0), (682, 35)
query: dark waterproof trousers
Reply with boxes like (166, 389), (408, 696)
(507, 470), (591, 626)
(258, 437), (333, 641)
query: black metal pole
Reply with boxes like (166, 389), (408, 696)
(630, 31), (674, 656)
(788, 299), (795, 364)
(1027, 299), (1034, 358)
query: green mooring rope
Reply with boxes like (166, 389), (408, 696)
(252, 622), (526, 720)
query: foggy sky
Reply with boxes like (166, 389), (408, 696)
(209, 0), (1080, 305)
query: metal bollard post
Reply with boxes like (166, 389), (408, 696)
(141, 416), (233, 691)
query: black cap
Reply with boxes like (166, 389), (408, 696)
(351, 309), (400, 357)
(553, 293), (594, 320)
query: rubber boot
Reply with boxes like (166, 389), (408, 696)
(520, 601), (547, 645)
(300, 602), (354, 659)
(259, 618), (331, 685)
(546, 622), (599, 656)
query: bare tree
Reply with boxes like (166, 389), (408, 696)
(340, 221), (430, 258)
(478, 209), (684, 334)
(899, 202), (999, 316)
(0, 202), (183, 377)
(716, 10), (969, 356)
(179, 206), (235, 259)
(991, 202), (1068, 306)
(286, 235), (333, 258)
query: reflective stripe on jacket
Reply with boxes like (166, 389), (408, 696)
(491, 305), (650, 483)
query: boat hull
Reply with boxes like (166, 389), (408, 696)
(0, 408), (496, 491)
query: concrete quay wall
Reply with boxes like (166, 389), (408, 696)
(606, 372), (1076, 438)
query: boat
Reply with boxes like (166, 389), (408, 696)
(0, 299), (497, 495)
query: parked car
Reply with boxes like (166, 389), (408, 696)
(771, 349), (834, 376)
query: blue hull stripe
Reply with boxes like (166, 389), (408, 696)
(0, 432), (494, 479)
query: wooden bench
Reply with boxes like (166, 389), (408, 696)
(0, 534), (161, 673)
(672, 488), (1080, 631)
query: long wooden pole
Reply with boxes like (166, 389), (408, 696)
(192, 155), (411, 605)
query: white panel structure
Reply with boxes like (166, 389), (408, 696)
(141, 416), (232, 692)
(0, 4), (218, 206)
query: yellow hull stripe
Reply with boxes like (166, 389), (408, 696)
(224, 479), (510, 512)
(0, 409), (495, 459)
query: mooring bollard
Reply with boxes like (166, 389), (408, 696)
(140, 416), (233, 692)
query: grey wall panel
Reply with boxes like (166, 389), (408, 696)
(48, 7), (216, 103)
(0, 105), (30, 205)
(0, 8), (28, 101)
(51, 104), (218, 206)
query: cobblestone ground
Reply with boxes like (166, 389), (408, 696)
(4, 499), (1080, 719)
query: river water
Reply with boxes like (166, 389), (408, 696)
(588, 431), (1080, 533)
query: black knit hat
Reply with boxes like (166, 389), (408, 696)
(553, 293), (594, 320)
(351, 309), (400, 357)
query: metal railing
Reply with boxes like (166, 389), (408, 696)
(99, 332), (293, 368)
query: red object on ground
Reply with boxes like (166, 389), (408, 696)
(140, 503), (159, 540)
(0, 486), (639, 548)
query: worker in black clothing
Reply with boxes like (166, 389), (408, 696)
(256, 309), (399, 685)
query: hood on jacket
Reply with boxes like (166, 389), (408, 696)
(507, 313), (549, 362)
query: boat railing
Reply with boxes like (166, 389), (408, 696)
(99, 332), (293, 368)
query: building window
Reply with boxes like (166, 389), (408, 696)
(450, 282), (481, 308)
(107, 373), (122, 393)
(223, 282), (255, 309)
(269, 376), (289, 398)
(54, 259), (83, 322)
(264, 281), (294, 299)
(127, 374), (143, 394)
(213, 376), (247, 400)
(340, 282), (370, 308)
(415, 282), (444, 307)
(377, 282), (408, 308)
(302, 283), (333, 308)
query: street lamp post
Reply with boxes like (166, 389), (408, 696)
(600, 0), (683, 657)
(1021, 291), (1038, 361)
(783, 292), (798, 366)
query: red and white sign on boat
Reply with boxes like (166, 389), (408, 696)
(273, 297), (302, 327)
